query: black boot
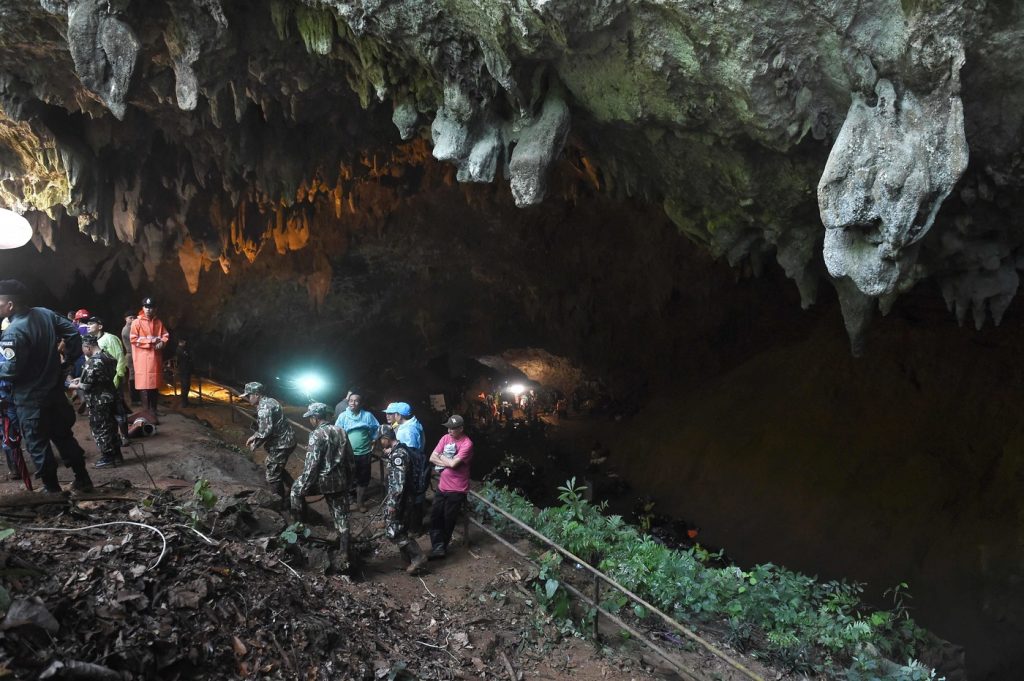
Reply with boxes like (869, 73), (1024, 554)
(39, 464), (63, 494)
(70, 465), (94, 493)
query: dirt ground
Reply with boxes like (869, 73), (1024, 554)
(1, 395), (676, 681)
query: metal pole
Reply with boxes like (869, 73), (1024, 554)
(469, 492), (764, 681)
(468, 517), (702, 681)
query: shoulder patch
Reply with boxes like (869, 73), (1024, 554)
(393, 456), (403, 466)
(2, 347), (14, 360)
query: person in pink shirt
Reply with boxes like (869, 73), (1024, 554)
(427, 414), (473, 559)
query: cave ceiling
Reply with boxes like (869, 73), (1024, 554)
(0, 0), (1022, 350)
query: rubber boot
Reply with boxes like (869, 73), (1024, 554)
(270, 477), (290, 503)
(403, 540), (427, 574)
(70, 464), (94, 494)
(355, 486), (366, 513)
(337, 533), (352, 573)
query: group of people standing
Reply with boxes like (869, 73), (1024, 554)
(243, 381), (474, 575)
(0, 280), (182, 492)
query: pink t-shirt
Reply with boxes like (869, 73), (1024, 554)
(434, 433), (474, 493)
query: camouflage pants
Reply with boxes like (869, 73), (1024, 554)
(324, 493), (350, 568)
(86, 394), (120, 456)
(264, 445), (295, 484)
(386, 494), (413, 546)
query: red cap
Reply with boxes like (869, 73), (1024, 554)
(74, 309), (90, 321)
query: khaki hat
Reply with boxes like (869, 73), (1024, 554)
(240, 382), (264, 398)
(303, 402), (331, 419)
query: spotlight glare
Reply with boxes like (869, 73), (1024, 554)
(0, 208), (32, 249)
(296, 373), (326, 395)
(507, 383), (526, 396)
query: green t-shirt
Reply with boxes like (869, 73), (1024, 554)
(348, 428), (373, 457)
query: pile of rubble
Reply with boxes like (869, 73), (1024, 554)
(0, 488), (453, 680)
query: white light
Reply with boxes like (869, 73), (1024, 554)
(296, 373), (326, 395)
(507, 383), (526, 396)
(0, 209), (32, 249)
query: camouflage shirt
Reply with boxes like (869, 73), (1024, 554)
(79, 351), (118, 398)
(292, 423), (351, 499)
(384, 441), (414, 538)
(253, 396), (296, 452)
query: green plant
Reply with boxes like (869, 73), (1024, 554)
(478, 481), (940, 679)
(181, 479), (217, 528)
(192, 479), (217, 509)
(280, 522), (311, 545)
(535, 551), (572, 622)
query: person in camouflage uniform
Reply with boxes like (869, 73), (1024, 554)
(292, 402), (353, 571)
(377, 424), (427, 574)
(68, 335), (124, 469)
(242, 381), (297, 500)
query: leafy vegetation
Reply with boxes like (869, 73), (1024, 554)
(180, 479), (218, 528)
(280, 522), (311, 545)
(474, 480), (942, 680)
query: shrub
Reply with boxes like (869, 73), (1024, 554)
(476, 481), (942, 680)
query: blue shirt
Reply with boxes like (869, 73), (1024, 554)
(396, 416), (424, 455)
(334, 408), (381, 438)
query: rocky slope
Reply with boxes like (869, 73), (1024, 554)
(0, 0), (1022, 348)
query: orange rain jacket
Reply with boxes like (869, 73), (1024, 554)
(129, 311), (170, 390)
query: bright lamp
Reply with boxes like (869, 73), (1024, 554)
(0, 209), (32, 249)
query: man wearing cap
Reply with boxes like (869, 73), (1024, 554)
(68, 335), (124, 469)
(377, 424), (427, 573)
(293, 402), (353, 572)
(0, 280), (93, 493)
(242, 382), (297, 501)
(427, 414), (474, 559)
(385, 402), (428, 533)
(130, 298), (170, 417)
(334, 392), (380, 512)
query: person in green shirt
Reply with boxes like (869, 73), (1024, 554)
(334, 392), (380, 511)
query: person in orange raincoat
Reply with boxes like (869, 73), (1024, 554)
(129, 297), (169, 418)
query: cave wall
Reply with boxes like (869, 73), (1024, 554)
(616, 303), (1024, 681)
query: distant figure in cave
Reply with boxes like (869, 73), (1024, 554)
(120, 311), (139, 406)
(175, 338), (193, 407)
(129, 298), (169, 420)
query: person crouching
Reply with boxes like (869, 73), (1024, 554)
(377, 424), (427, 574)
(291, 402), (353, 572)
(69, 335), (124, 468)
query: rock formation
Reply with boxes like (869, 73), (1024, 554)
(0, 0), (1021, 349)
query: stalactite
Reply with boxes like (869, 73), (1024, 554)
(294, 5), (334, 56)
